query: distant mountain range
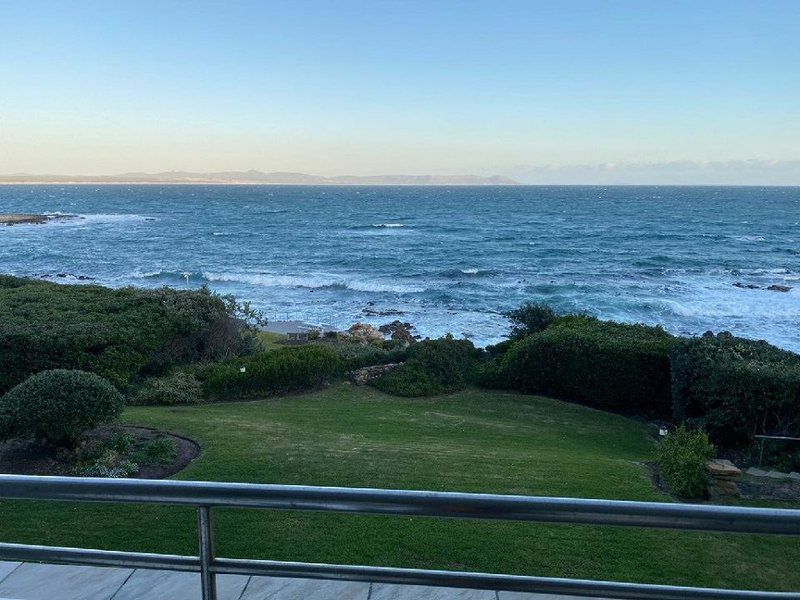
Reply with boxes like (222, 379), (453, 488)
(0, 170), (518, 185)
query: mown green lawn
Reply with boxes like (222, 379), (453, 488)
(1, 385), (798, 591)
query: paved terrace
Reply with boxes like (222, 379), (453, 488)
(0, 562), (597, 600)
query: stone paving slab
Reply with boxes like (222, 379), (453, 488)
(500, 593), (604, 599)
(0, 563), (132, 600)
(240, 575), (371, 599)
(0, 562), (618, 600)
(371, 582), (496, 599)
(0, 563), (21, 585)
(111, 569), (249, 600)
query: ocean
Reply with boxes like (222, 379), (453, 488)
(1, 185), (798, 351)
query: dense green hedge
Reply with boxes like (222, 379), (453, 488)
(0, 369), (123, 447)
(0, 275), (249, 393)
(671, 332), (800, 451)
(196, 345), (340, 399)
(372, 338), (481, 397)
(479, 316), (679, 417)
(130, 372), (205, 406)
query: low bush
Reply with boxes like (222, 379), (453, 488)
(196, 345), (340, 399)
(372, 337), (481, 397)
(657, 425), (715, 498)
(0, 369), (124, 447)
(130, 372), (205, 406)
(671, 332), (800, 451)
(132, 437), (177, 467)
(506, 301), (558, 338)
(479, 316), (678, 417)
(320, 338), (408, 373)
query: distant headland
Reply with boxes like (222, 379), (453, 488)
(0, 170), (518, 186)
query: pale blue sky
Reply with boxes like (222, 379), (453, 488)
(1, 1), (798, 182)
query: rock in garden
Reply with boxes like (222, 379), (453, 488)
(707, 459), (741, 497)
(710, 478), (740, 497)
(349, 363), (402, 385)
(706, 459), (741, 478)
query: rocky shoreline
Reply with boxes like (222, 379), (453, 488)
(0, 213), (75, 226)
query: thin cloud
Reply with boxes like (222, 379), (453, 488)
(505, 160), (800, 185)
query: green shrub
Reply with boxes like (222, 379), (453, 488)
(506, 302), (558, 338)
(0, 369), (124, 447)
(479, 316), (678, 417)
(131, 372), (205, 406)
(372, 337), (481, 397)
(671, 332), (800, 451)
(657, 425), (715, 498)
(132, 437), (177, 466)
(0, 276), (256, 394)
(196, 345), (340, 399)
(320, 338), (409, 373)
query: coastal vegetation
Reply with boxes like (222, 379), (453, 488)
(370, 337), (481, 397)
(1, 273), (799, 474)
(1, 275), (799, 589)
(194, 345), (340, 400)
(479, 315), (677, 418)
(0, 275), (257, 394)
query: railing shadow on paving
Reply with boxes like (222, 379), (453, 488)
(0, 475), (798, 600)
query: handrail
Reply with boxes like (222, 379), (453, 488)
(0, 474), (798, 600)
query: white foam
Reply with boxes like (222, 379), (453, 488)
(203, 271), (424, 294)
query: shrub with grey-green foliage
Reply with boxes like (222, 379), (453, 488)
(505, 301), (558, 338)
(657, 425), (715, 498)
(0, 369), (124, 447)
(131, 372), (205, 405)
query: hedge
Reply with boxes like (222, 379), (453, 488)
(671, 332), (800, 451)
(479, 316), (679, 417)
(0, 275), (251, 393)
(130, 371), (205, 406)
(372, 337), (481, 397)
(196, 345), (340, 399)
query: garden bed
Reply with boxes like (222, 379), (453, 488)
(0, 425), (200, 479)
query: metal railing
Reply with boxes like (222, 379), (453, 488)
(0, 475), (798, 600)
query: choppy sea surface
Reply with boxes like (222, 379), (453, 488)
(1, 185), (798, 350)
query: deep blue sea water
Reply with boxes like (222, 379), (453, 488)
(1, 185), (799, 350)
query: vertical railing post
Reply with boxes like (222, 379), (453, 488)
(197, 506), (217, 600)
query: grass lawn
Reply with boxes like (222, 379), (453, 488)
(1, 384), (798, 591)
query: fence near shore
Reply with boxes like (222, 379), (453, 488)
(0, 474), (799, 600)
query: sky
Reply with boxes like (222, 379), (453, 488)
(1, 0), (798, 183)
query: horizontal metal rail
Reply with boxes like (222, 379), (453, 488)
(0, 474), (798, 600)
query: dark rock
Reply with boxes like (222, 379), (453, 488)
(767, 284), (792, 292)
(378, 320), (413, 333)
(363, 307), (405, 317)
(346, 322), (384, 343)
(733, 282), (760, 289)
